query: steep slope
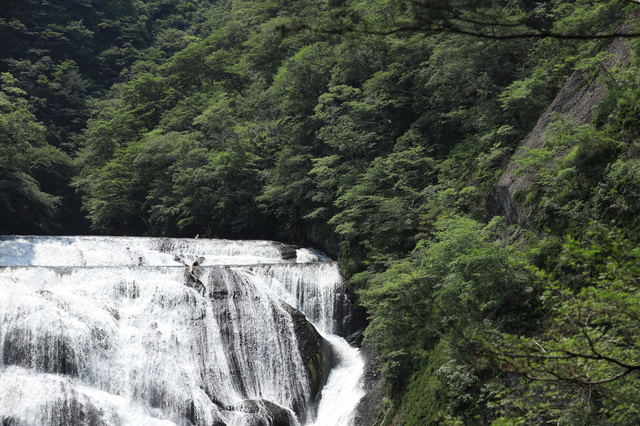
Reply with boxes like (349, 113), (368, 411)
(487, 11), (639, 227)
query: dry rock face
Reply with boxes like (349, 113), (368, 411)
(487, 15), (637, 227)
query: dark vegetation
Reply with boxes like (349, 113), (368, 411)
(2, 0), (640, 423)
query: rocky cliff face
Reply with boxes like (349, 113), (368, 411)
(487, 19), (637, 227)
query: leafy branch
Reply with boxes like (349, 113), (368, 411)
(276, 1), (640, 40)
(480, 228), (640, 415)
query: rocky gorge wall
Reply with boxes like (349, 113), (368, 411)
(487, 12), (639, 227)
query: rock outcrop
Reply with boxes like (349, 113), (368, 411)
(352, 341), (387, 426)
(282, 303), (333, 401)
(487, 13), (638, 226)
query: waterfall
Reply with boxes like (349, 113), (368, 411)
(0, 236), (364, 425)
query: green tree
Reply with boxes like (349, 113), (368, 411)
(359, 216), (534, 398)
(328, 147), (435, 273)
(0, 73), (65, 233)
(487, 229), (640, 424)
(76, 139), (148, 234)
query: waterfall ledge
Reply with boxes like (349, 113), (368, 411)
(0, 236), (365, 426)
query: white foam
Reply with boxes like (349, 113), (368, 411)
(0, 236), (364, 425)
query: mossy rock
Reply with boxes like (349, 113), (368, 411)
(281, 303), (332, 398)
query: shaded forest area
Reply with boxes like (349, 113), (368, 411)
(2, 0), (640, 423)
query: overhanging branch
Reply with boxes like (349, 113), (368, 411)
(292, 22), (640, 40)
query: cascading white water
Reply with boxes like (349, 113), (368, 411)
(248, 264), (366, 423)
(0, 236), (365, 425)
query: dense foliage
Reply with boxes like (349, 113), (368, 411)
(2, 0), (640, 423)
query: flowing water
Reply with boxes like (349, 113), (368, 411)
(0, 236), (364, 425)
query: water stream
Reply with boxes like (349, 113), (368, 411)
(0, 236), (364, 425)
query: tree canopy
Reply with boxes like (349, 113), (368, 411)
(2, 0), (640, 422)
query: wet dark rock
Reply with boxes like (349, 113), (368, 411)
(277, 244), (299, 261)
(209, 290), (229, 300)
(228, 399), (297, 426)
(2, 329), (78, 376)
(283, 303), (333, 397)
(115, 280), (139, 299)
(1, 384), (107, 426)
(353, 341), (387, 426)
(334, 287), (368, 345)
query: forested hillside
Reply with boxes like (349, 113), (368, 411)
(2, 0), (640, 423)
